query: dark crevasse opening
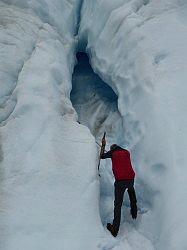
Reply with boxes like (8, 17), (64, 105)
(70, 52), (122, 141)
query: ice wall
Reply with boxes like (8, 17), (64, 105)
(79, 0), (187, 249)
(0, 1), (107, 249)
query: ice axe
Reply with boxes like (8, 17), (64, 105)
(97, 132), (106, 176)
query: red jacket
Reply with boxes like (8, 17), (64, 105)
(101, 147), (135, 180)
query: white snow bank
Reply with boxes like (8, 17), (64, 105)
(0, 2), (108, 249)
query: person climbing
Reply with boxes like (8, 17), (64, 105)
(100, 138), (137, 237)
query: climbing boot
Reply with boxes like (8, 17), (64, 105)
(107, 223), (118, 237)
(131, 204), (137, 219)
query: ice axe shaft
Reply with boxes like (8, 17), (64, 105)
(98, 132), (106, 176)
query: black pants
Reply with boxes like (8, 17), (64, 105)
(113, 179), (137, 233)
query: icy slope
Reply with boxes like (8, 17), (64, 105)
(79, 0), (187, 249)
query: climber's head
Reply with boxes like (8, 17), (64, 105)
(110, 144), (118, 151)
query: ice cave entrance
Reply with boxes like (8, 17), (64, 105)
(70, 52), (122, 143)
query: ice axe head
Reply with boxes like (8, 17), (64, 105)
(103, 132), (106, 139)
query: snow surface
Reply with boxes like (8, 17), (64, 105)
(0, 0), (187, 249)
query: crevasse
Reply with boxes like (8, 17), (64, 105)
(0, 1), (187, 250)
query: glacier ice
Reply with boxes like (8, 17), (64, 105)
(0, 2), (107, 250)
(0, 0), (187, 249)
(79, 1), (187, 249)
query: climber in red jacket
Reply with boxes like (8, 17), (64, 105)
(100, 140), (137, 237)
